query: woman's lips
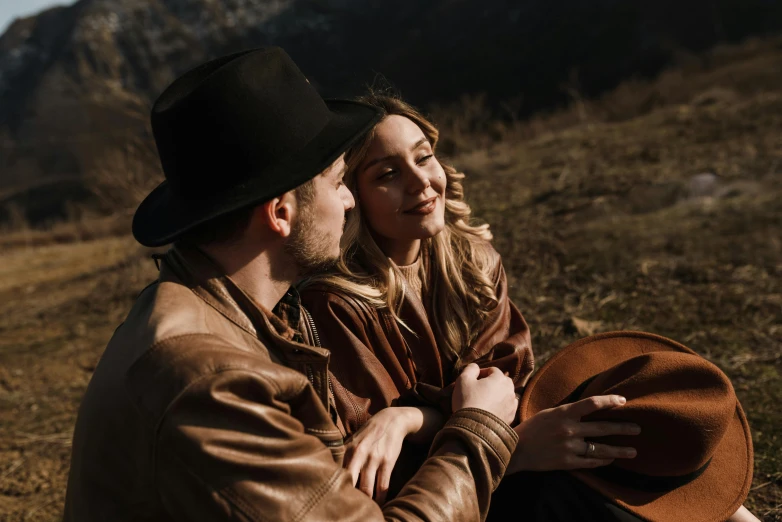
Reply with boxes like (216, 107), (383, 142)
(404, 196), (438, 215)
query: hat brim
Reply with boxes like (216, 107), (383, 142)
(132, 100), (381, 247)
(520, 331), (753, 522)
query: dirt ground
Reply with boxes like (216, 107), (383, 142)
(1, 40), (781, 520)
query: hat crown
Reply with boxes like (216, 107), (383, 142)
(581, 351), (735, 477)
(132, 47), (381, 247)
(150, 47), (331, 199)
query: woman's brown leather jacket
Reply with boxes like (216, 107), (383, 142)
(300, 250), (535, 439)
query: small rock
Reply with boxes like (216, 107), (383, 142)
(687, 173), (719, 198)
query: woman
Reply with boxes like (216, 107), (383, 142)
(299, 94), (758, 521)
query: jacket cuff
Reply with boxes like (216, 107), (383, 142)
(395, 382), (454, 415)
(446, 408), (518, 464)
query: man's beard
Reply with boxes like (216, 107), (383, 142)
(283, 207), (341, 277)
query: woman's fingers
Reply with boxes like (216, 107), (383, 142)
(345, 447), (364, 487)
(577, 420), (641, 438)
(375, 463), (391, 505)
(578, 440), (637, 460)
(565, 394), (626, 418)
(572, 457), (616, 469)
(358, 460), (378, 499)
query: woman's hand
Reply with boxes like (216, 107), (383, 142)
(344, 406), (440, 505)
(507, 394), (641, 474)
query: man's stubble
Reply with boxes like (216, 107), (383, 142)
(283, 203), (342, 278)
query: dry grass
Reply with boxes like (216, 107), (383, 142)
(0, 212), (133, 250)
(1, 36), (781, 520)
(0, 237), (159, 521)
(458, 44), (782, 517)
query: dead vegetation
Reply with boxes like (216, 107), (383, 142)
(1, 37), (781, 520)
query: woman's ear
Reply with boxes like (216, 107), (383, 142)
(258, 191), (296, 238)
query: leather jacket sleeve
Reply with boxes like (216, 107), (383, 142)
(152, 360), (517, 521)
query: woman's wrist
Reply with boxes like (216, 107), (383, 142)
(395, 406), (425, 436)
(406, 406), (445, 443)
(508, 419), (532, 473)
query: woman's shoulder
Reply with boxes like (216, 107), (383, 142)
(298, 278), (379, 322)
(299, 280), (357, 306)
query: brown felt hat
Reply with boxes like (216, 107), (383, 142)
(520, 331), (753, 522)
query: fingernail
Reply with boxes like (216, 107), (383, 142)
(630, 425), (641, 434)
(626, 449), (637, 458)
(617, 396), (627, 405)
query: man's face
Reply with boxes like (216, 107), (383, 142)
(283, 155), (354, 276)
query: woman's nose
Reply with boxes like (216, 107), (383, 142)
(405, 166), (431, 193)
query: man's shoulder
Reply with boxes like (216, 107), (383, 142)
(110, 280), (306, 427)
(125, 331), (304, 423)
(120, 277), (260, 352)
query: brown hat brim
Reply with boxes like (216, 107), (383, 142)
(520, 331), (753, 522)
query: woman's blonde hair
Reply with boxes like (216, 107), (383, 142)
(303, 94), (498, 366)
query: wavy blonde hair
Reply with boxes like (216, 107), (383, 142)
(303, 94), (498, 366)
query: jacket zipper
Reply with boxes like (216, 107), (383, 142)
(301, 306), (336, 409)
(302, 306), (322, 348)
(300, 306), (342, 447)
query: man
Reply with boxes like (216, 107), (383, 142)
(63, 47), (519, 521)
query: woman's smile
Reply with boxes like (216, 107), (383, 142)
(356, 114), (447, 248)
(404, 196), (438, 215)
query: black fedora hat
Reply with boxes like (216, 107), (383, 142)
(132, 47), (382, 247)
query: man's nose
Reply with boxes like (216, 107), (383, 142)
(341, 185), (355, 211)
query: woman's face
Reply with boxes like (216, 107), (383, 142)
(355, 115), (447, 249)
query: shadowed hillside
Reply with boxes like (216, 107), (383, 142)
(1, 0), (782, 226)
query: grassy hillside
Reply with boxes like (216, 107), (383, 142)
(0, 37), (780, 520)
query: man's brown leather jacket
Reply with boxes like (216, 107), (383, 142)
(63, 244), (518, 521)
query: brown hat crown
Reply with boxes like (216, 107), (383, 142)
(520, 331), (753, 521)
(576, 351), (736, 478)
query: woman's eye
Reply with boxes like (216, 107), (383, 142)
(417, 154), (434, 165)
(379, 169), (397, 180)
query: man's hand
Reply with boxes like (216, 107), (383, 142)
(452, 364), (517, 425)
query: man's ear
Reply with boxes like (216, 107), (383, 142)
(258, 191), (297, 238)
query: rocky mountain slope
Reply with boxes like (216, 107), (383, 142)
(0, 0), (781, 224)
